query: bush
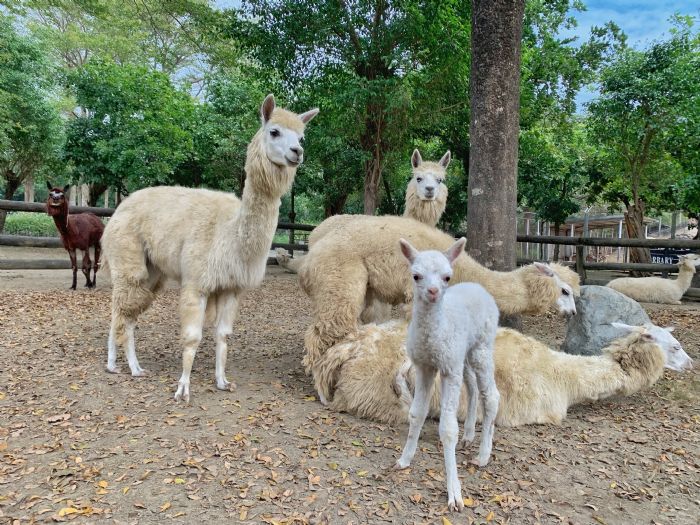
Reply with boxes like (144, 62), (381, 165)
(4, 212), (59, 237)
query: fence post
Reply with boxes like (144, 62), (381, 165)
(576, 244), (587, 285)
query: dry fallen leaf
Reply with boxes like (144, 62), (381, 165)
(160, 501), (171, 512)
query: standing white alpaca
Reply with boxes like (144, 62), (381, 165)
(102, 95), (318, 401)
(606, 253), (700, 304)
(393, 238), (500, 512)
(274, 148), (451, 274)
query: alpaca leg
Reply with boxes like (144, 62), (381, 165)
(68, 249), (78, 290)
(174, 288), (207, 403)
(460, 366), (478, 447)
(302, 263), (368, 374)
(395, 365), (436, 469)
(106, 310), (120, 374)
(470, 348), (499, 467)
(92, 243), (101, 287)
(125, 319), (147, 376)
(439, 373), (465, 512)
(214, 292), (238, 391)
(81, 250), (93, 288)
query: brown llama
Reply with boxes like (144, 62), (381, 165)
(46, 182), (105, 289)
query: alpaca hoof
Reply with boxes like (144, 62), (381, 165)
(317, 391), (329, 406)
(131, 368), (148, 377)
(106, 365), (121, 374)
(448, 496), (464, 512)
(460, 434), (475, 449)
(470, 455), (490, 467)
(393, 460), (410, 471)
(174, 384), (190, 403)
(216, 379), (235, 391)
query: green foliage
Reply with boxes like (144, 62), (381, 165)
(0, 13), (63, 199)
(4, 212), (59, 237)
(586, 19), (700, 214)
(64, 59), (195, 192)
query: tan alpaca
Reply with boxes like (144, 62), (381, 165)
(298, 214), (580, 387)
(606, 253), (700, 304)
(102, 95), (318, 401)
(322, 320), (691, 427)
(274, 148), (451, 275)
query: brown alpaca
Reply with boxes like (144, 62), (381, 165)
(46, 182), (105, 289)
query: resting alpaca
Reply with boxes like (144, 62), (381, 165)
(101, 95), (318, 401)
(393, 238), (500, 512)
(606, 254), (700, 304)
(275, 148), (451, 274)
(319, 320), (692, 427)
(299, 214), (579, 387)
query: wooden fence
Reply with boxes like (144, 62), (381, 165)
(2, 199), (699, 298)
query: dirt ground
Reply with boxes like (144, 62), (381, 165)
(0, 255), (699, 524)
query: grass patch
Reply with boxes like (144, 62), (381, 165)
(4, 212), (59, 237)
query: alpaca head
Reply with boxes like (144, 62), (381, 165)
(532, 262), (577, 316)
(611, 322), (693, 371)
(259, 94), (318, 168)
(46, 182), (70, 217)
(399, 237), (466, 304)
(678, 253), (700, 272)
(246, 94), (319, 197)
(409, 149), (450, 202)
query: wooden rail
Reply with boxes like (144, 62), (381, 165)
(0, 199), (115, 217)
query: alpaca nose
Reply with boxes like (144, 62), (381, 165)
(427, 287), (438, 296)
(424, 186), (435, 193)
(290, 146), (303, 158)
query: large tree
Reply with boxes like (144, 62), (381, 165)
(587, 20), (700, 263)
(0, 13), (63, 232)
(64, 59), (195, 201)
(466, 0), (525, 273)
(239, 0), (471, 215)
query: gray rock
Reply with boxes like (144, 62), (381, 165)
(561, 285), (650, 356)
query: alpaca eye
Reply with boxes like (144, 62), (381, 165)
(416, 177), (422, 183)
(413, 274), (422, 281)
(444, 276), (450, 282)
(270, 129), (280, 137)
(562, 288), (570, 296)
(438, 179), (444, 184)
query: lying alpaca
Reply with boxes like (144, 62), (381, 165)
(274, 148), (451, 275)
(46, 183), (105, 289)
(102, 95), (318, 401)
(320, 320), (692, 427)
(299, 214), (579, 385)
(393, 238), (500, 512)
(607, 254), (700, 304)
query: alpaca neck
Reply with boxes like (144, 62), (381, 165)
(452, 257), (528, 315)
(207, 132), (296, 291)
(50, 207), (71, 239)
(562, 354), (626, 405)
(410, 297), (447, 341)
(403, 193), (445, 228)
(675, 264), (696, 292)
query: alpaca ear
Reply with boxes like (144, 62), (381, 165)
(46, 181), (53, 190)
(611, 322), (638, 333)
(444, 237), (466, 265)
(411, 149), (422, 169)
(533, 262), (554, 277)
(439, 150), (451, 169)
(663, 326), (675, 333)
(399, 238), (418, 263)
(63, 184), (70, 194)
(299, 108), (319, 124)
(261, 94), (276, 123)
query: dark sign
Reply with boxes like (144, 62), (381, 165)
(650, 248), (692, 264)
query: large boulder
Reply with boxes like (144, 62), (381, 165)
(562, 285), (650, 356)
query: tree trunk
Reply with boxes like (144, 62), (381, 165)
(553, 222), (561, 260)
(466, 0), (525, 328)
(324, 193), (348, 218)
(624, 201), (651, 275)
(363, 152), (382, 215)
(23, 176), (35, 203)
(0, 176), (22, 233)
(361, 101), (385, 216)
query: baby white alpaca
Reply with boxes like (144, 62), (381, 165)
(606, 253), (700, 304)
(394, 238), (500, 512)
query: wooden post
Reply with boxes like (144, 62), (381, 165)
(288, 187), (296, 257)
(525, 217), (530, 258)
(617, 219), (623, 262)
(23, 177), (35, 203)
(103, 189), (110, 209)
(671, 211), (677, 239)
(575, 244), (586, 284)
